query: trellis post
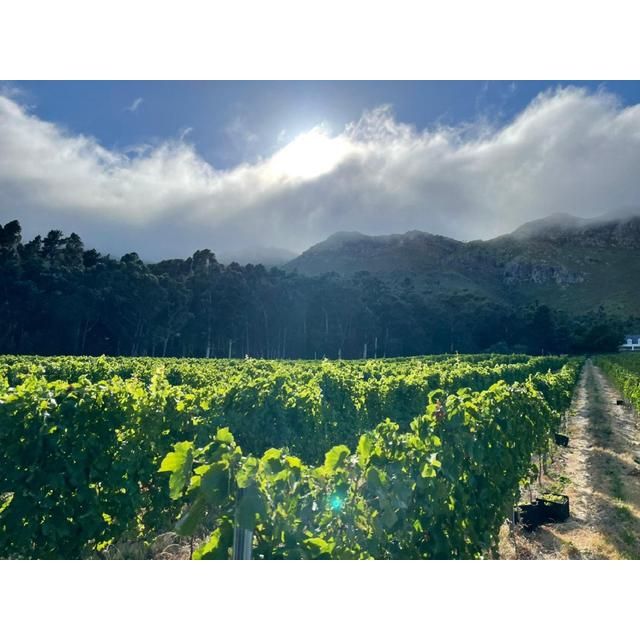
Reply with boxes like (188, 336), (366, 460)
(232, 488), (254, 560)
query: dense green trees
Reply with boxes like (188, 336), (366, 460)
(0, 219), (630, 358)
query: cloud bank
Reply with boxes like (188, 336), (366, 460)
(2, 86), (640, 260)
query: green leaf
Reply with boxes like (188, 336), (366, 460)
(159, 441), (193, 473)
(0, 492), (14, 515)
(261, 448), (284, 475)
(216, 427), (234, 445)
(193, 521), (234, 560)
(357, 434), (373, 468)
(421, 463), (437, 478)
(175, 495), (206, 537)
(366, 466), (385, 489)
(159, 441), (194, 500)
(285, 455), (302, 469)
(323, 445), (350, 473)
(199, 462), (229, 503)
(303, 537), (335, 558)
(236, 456), (258, 489)
(429, 435), (442, 448)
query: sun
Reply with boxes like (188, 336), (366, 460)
(270, 127), (349, 180)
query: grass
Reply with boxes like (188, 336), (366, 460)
(545, 472), (571, 495)
(560, 540), (581, 559)
(613, 501), (633, 523)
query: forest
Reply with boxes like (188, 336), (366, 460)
(0, 219), (628, 358)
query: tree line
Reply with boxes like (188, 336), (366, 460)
(0, 220), (630, 358)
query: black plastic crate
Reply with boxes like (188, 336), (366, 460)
(554, 433), (569, 447)
(537, 494), (570, 523)
(514, 502), (543, 531)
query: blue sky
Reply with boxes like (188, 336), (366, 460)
(3, 81), (640, 261)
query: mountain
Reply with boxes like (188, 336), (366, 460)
(286, 230), (462, 277)
(509, 212), (588, 240)
(286, 212), (640, 315)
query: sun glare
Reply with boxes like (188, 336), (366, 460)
(270, 127), (349, 180)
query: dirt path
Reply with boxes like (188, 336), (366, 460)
(499, 359), (640, 559)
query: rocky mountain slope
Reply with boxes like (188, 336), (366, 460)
(286, 212), (640, 315)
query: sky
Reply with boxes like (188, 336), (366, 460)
(3, 80), (640, 261)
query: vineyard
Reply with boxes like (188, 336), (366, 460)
(0, 353), (581, 559)
(595, 354), (640, 412)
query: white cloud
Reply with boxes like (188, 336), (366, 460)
(125, 97), (143, 113)
(179, 126), (194, 141)
(2, 86), (640, 260)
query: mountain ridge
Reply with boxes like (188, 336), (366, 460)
(285, 212), (640, 315)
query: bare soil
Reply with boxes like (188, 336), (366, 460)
(499, 359), (640, 559)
